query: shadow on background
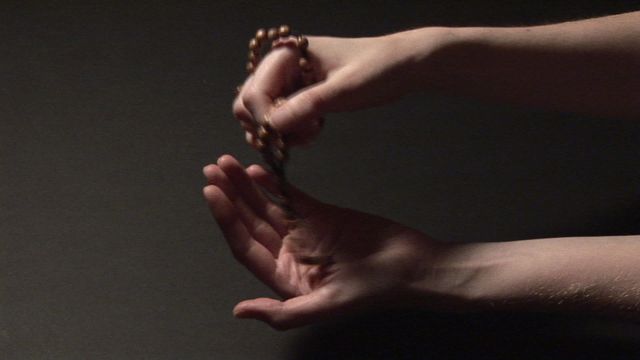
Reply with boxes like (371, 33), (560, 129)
(290, 311), (640, 359)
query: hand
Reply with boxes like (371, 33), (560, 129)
(203, 155), (439, 329)
(233, 32), (438, 146)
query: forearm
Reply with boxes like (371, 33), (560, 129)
(395, 11), (640, 118)
(418, 236), (640, 317)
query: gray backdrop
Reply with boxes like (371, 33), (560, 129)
(3, 1), (640, 359)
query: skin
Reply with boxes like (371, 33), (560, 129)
(203, 155), (439, 330)
(234, 11), (640, 145)
(203, 156), (640, 329)
(215, 12), (640, 329)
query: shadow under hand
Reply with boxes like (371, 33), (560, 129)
(287, 310), (640, 360)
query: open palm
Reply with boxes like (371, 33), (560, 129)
(203, 155), (436, 329)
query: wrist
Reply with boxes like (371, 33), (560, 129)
(412, 236), (640, 317)
(407, 241), (533, 312)
(385, 26), (483, 93)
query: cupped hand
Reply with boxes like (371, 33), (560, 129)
(233, 34), (420, 147)
(203, 154), (438, 329)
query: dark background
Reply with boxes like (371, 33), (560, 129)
(3, 1), (640, 359)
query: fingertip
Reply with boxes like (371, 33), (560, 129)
(233, 298), (290, 330)
(232, 302), (249, 318)
(218, 155), (249, 178)
(232, 97), (248, 120)
(246, 165), (276, 191)
(246, 164), (267, 177)
(202, 184), (221, 201)
(232, 300), (260, 321)
(217, 154), (238, 168)
(203, 185), (237, 225)
(202, 164), (217, 178)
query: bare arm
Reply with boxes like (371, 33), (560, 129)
(236, 12), (640, 145)
(419, 235), (640, 317)
(225, 13), (640, 329)
(403, 11), (640, 119)
(204, 158), (640, 328)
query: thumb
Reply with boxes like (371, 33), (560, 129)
(233, 292), (334, 330)
(269, 80), (337, 135)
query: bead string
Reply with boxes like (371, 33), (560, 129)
(244, 25), (313, 222)
(242, 26), (334, 267)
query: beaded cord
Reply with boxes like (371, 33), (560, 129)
(243, 25), (314, 222)
(241, 26), (334, 266)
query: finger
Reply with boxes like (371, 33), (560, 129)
(232, 93), (252, 122)
(242, 47), (300, 126)
(283, 116), (324, 147)
(233, 289), (337, 330)
(268, 80), (337, 134)
(217, 155), (289, 236)
(203, 185), (278, 287)
(233, 76), (260, 133)
(203, 162), (283, 255)
(246, 164), (321, 217)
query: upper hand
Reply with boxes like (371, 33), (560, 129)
(233, 34), (419, 147)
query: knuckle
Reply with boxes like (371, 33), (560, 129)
(241, 89), (260, 109)
(232, 100), (247, 120)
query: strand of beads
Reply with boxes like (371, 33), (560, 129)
(246, 25), (312, 80)
(244, 25), (313, 221)
(242, 27), (334, 266)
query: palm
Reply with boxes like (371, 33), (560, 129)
(204, 155), (433, 329)
(270, 204), (370, 298)
(276, 205), (421, 290)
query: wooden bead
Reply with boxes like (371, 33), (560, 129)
(249, 50), (260, 63)
(273, 97), (285, 108)
(296, 36), (309, 51)
(298, 57), (311, 71)
(255, 138), (266, 151)
(255, 28), (267, 41)
(278, 25), (290, 37)
(249, 38), (259, 50)
(262, 113), (273, 128)
(257, 126), (269, 141)
(274, 137), (285, 150)
(245, 131), (255, 145)
(267, 28), (278, 40)
(274, 148), (286, 161)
